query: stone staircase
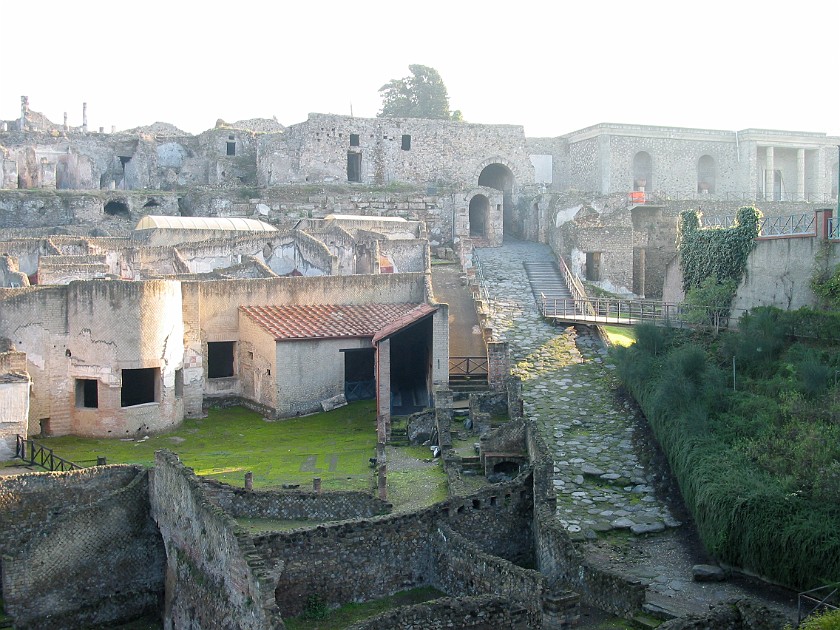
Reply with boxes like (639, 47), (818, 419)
(523, 260), (572, 312)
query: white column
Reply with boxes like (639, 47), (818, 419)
(765, 146), (775, 200)
(797, 149), (806, 201)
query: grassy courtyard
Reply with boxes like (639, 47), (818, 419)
(28, 401), (445, 501)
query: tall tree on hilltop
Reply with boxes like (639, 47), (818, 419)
(378, 65), (461, 120)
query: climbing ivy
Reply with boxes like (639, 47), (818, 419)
(677, 206), (761, 295)
(810, 241), (840, 309)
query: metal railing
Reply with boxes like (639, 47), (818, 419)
(449, 356), (489, 378)
(344, 380), (376, 402)
(829, 216), (840, 240)
(798, 584), (838, 624)
(703, 213), (816, 237)
(471, 251), (493, 315)
(15, 435), (84, 472)
(539, 296), (742, 331)
(630, 190), (837, 204)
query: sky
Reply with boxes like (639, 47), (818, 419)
(2, 0), (838, 138)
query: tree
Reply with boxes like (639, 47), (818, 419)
(377, 65), (460, 120)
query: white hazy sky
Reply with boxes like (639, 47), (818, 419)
(2, 0), (838, 138)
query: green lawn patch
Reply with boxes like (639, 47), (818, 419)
(283, 586), (445, 630)
(37, 402), (379, 492)
(602, 325), (635, 347)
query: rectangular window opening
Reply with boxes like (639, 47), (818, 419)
(208, 341), (235, 378)
(349, 134), (360, 147)
(75, 378), (99, 408)
(175, 369), (183, 399)
(401, 134), (411, 151)
(121, 368), (159, 407)
(226, 142), (236, 156)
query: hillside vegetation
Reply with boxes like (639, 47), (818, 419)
(612, 308), (840, 589)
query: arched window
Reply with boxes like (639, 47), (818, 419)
(697, 155), (716, 194)
(633, 152), (652, 191)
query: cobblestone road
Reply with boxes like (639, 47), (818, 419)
(474, 239), (797, 621)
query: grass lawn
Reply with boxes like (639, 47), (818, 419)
(602, 325), (636, 347)
(36, 402), (380, 492)
(283, 586), (445, 630)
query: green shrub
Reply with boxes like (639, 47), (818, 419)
(798, 360), (831, 398)
(796, 607), (840, 630)
(634, 323), (670, 356)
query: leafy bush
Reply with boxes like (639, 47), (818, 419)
(798, 360), (831, 398)
(796, 607), (840, 630)
(634, 323), (671, 356)
(614, 324), (840, 589)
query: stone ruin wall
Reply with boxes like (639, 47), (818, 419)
(150, 451), (282, 630)
(0, 465), (164, 629)
(0, 280), (185, 437)
(200, 477), (391, 521)
(251, 478), (534, 619)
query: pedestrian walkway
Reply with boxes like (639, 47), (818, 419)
(474, 239), (797, 623)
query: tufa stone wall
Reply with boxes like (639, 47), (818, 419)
(347, 594), (529, 630)
(252, 476), (533, 618)
(200, 477), (391, 521)
(150, 450), (283, 629)
(0, 466), (164, 629)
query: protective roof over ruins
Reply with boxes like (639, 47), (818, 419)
(134, 215), (277, 232)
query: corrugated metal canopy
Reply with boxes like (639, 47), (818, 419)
(134, 215), (277, 232)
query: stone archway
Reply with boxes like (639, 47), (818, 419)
(469, 194), (489, 237)
(477, 162), (517, 237)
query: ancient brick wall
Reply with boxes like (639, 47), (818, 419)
(262, 113), (535, 190)
(151, 451), (282, 629)
(0, 466), (164, 629)
(431, 525), (542, 627)
(253, 476), (532, 618)
(200, 478), (391, 521)
(347, 595), (529, 630)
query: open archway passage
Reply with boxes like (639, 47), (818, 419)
(469, 195), (489, 237)
(478, 163), (516, 238)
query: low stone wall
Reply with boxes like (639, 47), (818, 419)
(200, 477), (391, 521)
(0, 466), (164, 629)
(347, 595), (529, 629)
(657, 599), (790, 629)
(150, 450), (282, 629)
(525, 420), (647, 618)
(252, 476), (533, 618)
(432, 525), (543, 627)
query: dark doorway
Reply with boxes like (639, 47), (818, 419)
(585, 252), (601, 281)
(208, 341), (235, 378)
(401, 135), (411, 151)
(76, 379), (99, 408)
(227, 135), (236, 156)
(347, 152), (362, 182)
(121, 368), (158, 407)
(633, 152), (652, 191)
(343, 348), (375, 401)
(389, 317), (433, 414)
(469, 195), (489, 237)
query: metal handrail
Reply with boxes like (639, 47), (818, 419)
(472, 252), (493, 315)
(829, 216), (840, 240)
(449, 356), (489, 377)
(539, 297), (742, 330)
(703, 213), (816, 237)
(798, 585), (838, 623)
(15, 435), (84, 472)
(630, 191), (837, 204)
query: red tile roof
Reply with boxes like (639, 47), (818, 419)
(240, 303), (436, 341)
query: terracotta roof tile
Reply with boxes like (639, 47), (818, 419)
(240, 303), (436, 341)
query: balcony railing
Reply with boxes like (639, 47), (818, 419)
(703, 213), (816, 237)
